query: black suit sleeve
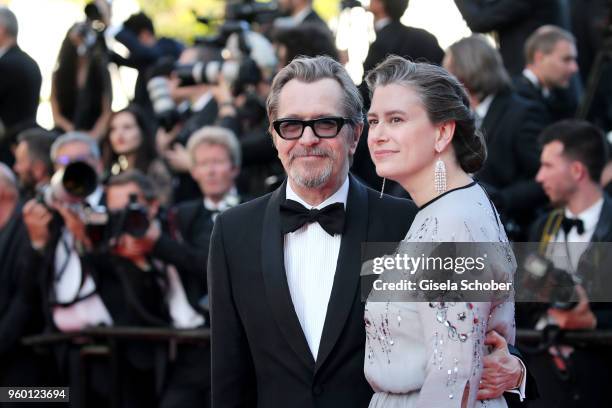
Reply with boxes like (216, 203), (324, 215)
(152, 232), (208, 291)
(507, 343), (539, 402)
(454, 0), (531, 32)
(208, 215), (257, 407)
(498, 102), (548, 214)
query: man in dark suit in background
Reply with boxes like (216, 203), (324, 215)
(514, 25), (579, 123)
(0, 7), (42, 166)
(363, 0), (443, 76)
(275, 0), (329, 32)
(454, 0), (563, 76)
(354, 0), (443, 194)
(146, 126), (244, 407)
(208, 55), (531, 408)
(444, 35), (549, 240)
(0, 163), (51, 400)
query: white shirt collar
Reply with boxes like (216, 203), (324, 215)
(86, 186), (104, 207)
(286, 176), (350, 210)
(192, 91), (214, 112)
(522, 68), (550, 98)
(475, 94), (495, 120)
(565, 197), (604, 234)
(203, 187), (239, 212)
(375, 17), (391, 31)
(0, 44), (10, 59)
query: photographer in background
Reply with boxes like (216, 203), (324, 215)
(21, 132), (165, 408)
(155, 45), (242, 203)
(12, 127), (56, 201)
(51, 17), (112, 140)
(106, 168), (216, 407)
(111, 11), (184, 117)
(519, 119), (612, 407)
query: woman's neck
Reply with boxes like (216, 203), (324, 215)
(399, 157), (473, 208)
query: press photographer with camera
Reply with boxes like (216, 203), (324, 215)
(21, 132), (167, 408)
(153, 44), (245, 203)
(110, 11), (184, 118)
(517, 119), (612, 407)
(50, 2), (112, 140)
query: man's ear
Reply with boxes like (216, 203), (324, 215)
(434, 121), (456, 153)
(349, 123), (364, 155)
(533, 50), (545, 66)
(570, 161), (588, 182)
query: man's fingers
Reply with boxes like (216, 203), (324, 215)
(484, 330), (507, 349)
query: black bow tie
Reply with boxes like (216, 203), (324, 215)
(280, 199), (345, 236)
(561, 217), (585, 235)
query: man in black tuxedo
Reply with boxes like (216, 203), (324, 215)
(519, 120), (612, 407)
(209, 56), (532, 408)
(514, 25), (579, 123)
(444, 35), (548, 239)
(0, 7), (42, 166)
(454, 0), (563, 76)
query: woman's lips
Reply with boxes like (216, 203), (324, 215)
(373, 149), (398, 159)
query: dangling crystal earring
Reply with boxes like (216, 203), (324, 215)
(434, 158), (447, 194)
(379, 178), (386, 199)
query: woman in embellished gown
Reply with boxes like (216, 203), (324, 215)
(364, 56), (516, 408)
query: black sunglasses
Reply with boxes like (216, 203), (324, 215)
(272, 117), (352, 140)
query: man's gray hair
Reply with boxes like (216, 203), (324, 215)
(50, 131), (101, 163)
(525, 25), (575, 65)
(266, 55), (363, 130)
(187, 126), (241, 168)
(446, 35), (511, 102)
(0, 7), (18, 38)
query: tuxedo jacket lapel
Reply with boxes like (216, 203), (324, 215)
(261, 181), (315, 370)
(315, 176), (368, 372)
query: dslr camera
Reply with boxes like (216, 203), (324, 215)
(520, 252), (579, 310)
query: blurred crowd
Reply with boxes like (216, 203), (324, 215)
(1, 0), (611, 407)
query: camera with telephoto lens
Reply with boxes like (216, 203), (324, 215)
(521, 252), (579, 310)
(38, 161), (99, 208)
(83, 193), (150, 252)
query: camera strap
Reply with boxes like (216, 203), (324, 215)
(538, 209), (564, 255)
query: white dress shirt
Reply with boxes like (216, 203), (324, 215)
(53, 187), (113, 332)
(522, 68), (551, 98)
(284, 177), (349, 359)
(547, 198), (604, 273)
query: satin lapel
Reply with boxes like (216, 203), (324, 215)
(261, 181), (316, 370)
(315, 176), (368, 372)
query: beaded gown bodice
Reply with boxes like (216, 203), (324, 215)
(364, 183), (516, 408)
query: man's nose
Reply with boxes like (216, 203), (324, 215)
(299, 125), (319, 146)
